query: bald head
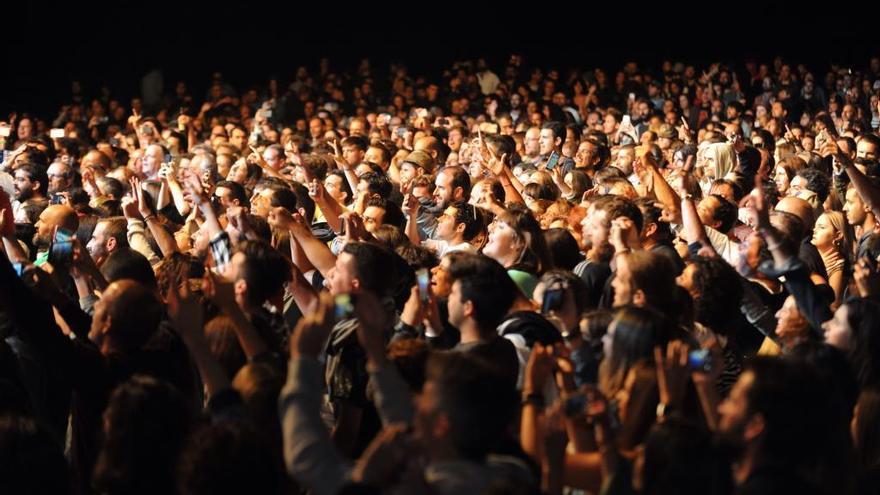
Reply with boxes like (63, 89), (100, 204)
(775, 196), (815, 231)
(33, 205), (79, 249)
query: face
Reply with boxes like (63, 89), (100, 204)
(324, 174), (348, 204)
(327, 252), (358, 296)
(822, 304), (852, 349)
(696, 196), (722, 230)
(774, 166), (790, 194)
(430, 256), (454, 298)
(230, 129), (247, 150)
(811, 213), (839, 249)
(611, 255), (635, 307)
(362, 206), (385, 233)
(32, 209), (57, 248)
(615, 147), (634, 173)
(87, 221), (111, 263)
(857, 139), (878, 161)
(13, 169), (37, 201)
(482, 220), (519, 267)
(843, 187), (867, 227)
(364, 147), (384, 168)
(539, 128), (557, 155)
(433, 170), (456, 208)
(226, 160), (248, 184)
(787, 175), (809, 198)
(446, 280), (469, 329)
(399, 162), (420, 185)
(46, 163), (71, 195)
(774, 295), (809, 343)
(436, 206), (460, 241)
(262, 148), (284, 171)
(213, 186), (237, 213)
(139, 145), (163, 179)
(582, 208), (610, 248)
(524, 129), (541, 156)
(343, 145), (365, 167)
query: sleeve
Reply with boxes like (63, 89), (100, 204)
(760, 258), (832, 336)
(279, 357), (352, 495)
(127, 218), (161, 266)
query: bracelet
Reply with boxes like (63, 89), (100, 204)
(143, 214), (156, 222)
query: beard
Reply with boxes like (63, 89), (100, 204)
(33, 232), (52, 250)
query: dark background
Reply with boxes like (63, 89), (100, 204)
(5, 3), (879, 119)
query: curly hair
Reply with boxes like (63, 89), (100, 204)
(689, 255), (743, 335)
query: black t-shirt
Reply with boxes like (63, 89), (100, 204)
(454, 337), (520, 389)
(799, 236), (829, 281)
(573, 260), (612, 310)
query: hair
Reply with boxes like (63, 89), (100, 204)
(98, 216), (129, 250)
(365, 196), (405, 230)
(707, 194), (737, 233)
(204, 316), (247, 379)
(542, 120), (566, 144)
(101, 248), (157, 289)
(853, 387), (880, 480)
(387, 338), (430, 392)
(438, 165), (472, 199)
(341, 134), (369, 152)
(688, 256), (744, 335)
(342, 241), (397, 297)
(448, 200), (483, 241)
(15, 163), (49, 196)
(424, 351), (519, 460)
(326, 169), (353, 204)
(641, 418), (733, 495)
(447, 253), (517, 330)
(539, 269), (591, 317)
(565, 169), (592, 199)
(236, 240), (293, 307)
(543, 228), (583, 271)
(177, 421), (280, 495)
(634, 197), (673, 243)
(97, 176), (125, 200)
(495, 206), (553, 274)
(595, 195), (644, 232)
(599, 305), (673, 397)
(93, 375), (192, 495)
(358, 171), (393, 198)
(620, 250), (679, 313)
(796, 167), (831, 202)
(215, 180), (250, 208)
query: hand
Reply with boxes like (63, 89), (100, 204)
(581, 185), (601, 204)
(129, 177), (153, 219)
(225, 205), (249, 232)
(267, 206), (297, 231)
(351, 424), (413, 487)
(401, 192), (419, 218)
(121, 195), (141, 220)
(610, 217), (640, 252)
(855, 256), (880, 298)
(752, 174), (771, 229)
(523, 343), (556, 394)
(654, 341), (690, 409)
(290, 292), (334, 358)
(201, 270), (237, 310)
(127, 109), (141, 130)
(167, 273), (205, 340)
(0, 189), (13, 237)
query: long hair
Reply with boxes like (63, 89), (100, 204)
(496, 206), (553, 275)
(599, 306), (673, 398)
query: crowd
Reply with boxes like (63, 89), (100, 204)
(2, 52), (880, 495)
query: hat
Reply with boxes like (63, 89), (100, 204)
(507, 269), (538, 299)
(658, 124), (676, 139)
(402, 150), (435, 174)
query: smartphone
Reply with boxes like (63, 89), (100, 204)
(334, 294), (355, 321)
(438, 117), (449, 126)
(687, 349), (712, 373)
(263, 110), (273, 118)
(50, 128), (65, 139)
(396, 127), (407, 138)
(416, 268), (431, 302)
(621, 115), (632, 127)
(564, 393), (589, 417)
(0, 126), (10, 137)
(49, 227), (74, 267)
(140, 124), (153, 136)
(541, 287), (565, 315)
(12, 262), (24, 277)
(545, 150), (561, 170)
(49, 193), (65, 205)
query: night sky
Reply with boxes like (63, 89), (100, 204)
(5, 3), (879, 119)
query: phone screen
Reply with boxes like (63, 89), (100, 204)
(49, 228), (74, 267)
(545, 151), (561, 170)
(417, 269), (431, 302)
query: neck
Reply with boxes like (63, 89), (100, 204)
(860, 216), (876, 237)
(458, 320), (487, 345)
(734, 444), (761, 485)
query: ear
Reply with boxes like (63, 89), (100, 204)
(298, 207), (307, 219)
(643, 222), (657, 238)
(351, 278), (361, 293)
(463, 299), (475, 319)
(106, 237), (117, 252)
(633, 289), (646, 307)
(234, 279), (247, 297)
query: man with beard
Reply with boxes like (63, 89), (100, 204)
(86, 217), (128, 266)
(717, 357), (850, 495)
(411, 166), (471, 241)
(13, 164), (48, 221)
(32, 204), (78, 266)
